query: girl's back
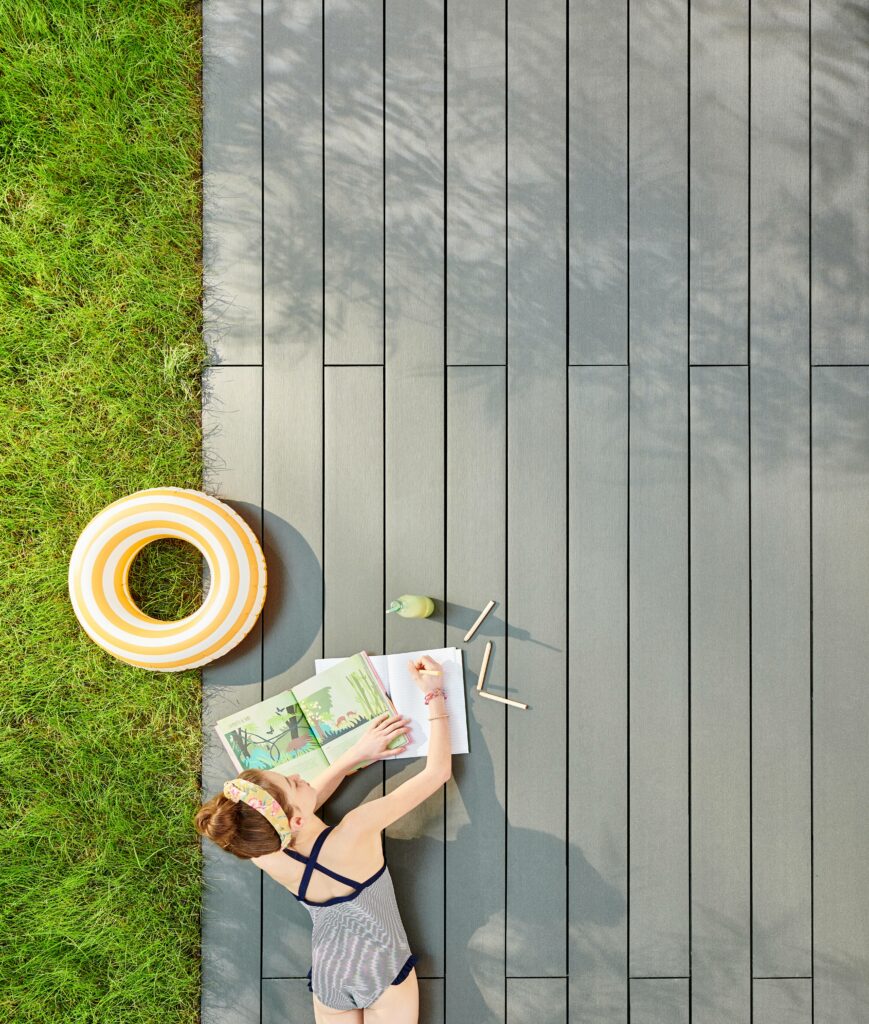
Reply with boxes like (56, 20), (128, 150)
(251, 816), (382, 905)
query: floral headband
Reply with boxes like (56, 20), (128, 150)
(223, 777), (296, 849)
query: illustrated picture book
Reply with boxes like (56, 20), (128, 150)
(315, 646), (469, 760)
(214, 652), (408, 783)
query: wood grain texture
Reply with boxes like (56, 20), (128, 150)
(753, 978), (812, 1024)
(569, 0), (627, 365)
(811, 0), (869, 363)
(628, 0), (689, 979)
(812, 369), (869, 1022)
(506, 0), (568, 983)
(689, 0), (748, 364)
(324, 0), (383, 364)
(202, 0), (262, 365)
(383, 0), (447, 993)
(446, 367), (507, 1023)
(568, 367), (628, 1020)
(446, 0), (506, 364)
(750, 0), (812, 979)
(690, 367), (751, 1021)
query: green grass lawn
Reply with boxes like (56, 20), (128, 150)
(0, 3), (205, 1021)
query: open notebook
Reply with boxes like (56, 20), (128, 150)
(215, 647), (468, 784)
(315, 646), (469, 760)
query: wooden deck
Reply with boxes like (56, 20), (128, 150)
(199, 0), (869, 1021)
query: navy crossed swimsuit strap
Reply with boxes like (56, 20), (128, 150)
(284, 825), (385, 903)
(298, 826), (346, 901)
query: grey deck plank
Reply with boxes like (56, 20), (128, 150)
(383, 0), (447, 992)
(260, 0), (326, 982)
(629, 978), (689, 1024)
(750, 0), (812, 978)
(262, 979), (314, 1024)
(202, 0), (262, 366)
(324, 367), (384, 657)
(321, 366), (388, 832)
(752, 978), (812, 1024)
(811, 0), (869, 364)
(689, 0), (748, 364)
(812, 369), (869, 1022)
(628, 0), (689, 978)
(506, 978), (567, 1024)
(505, 0), (567, 983)
(689, 368), (751, 1023)
(324, 0), (383, 365)
(567, 367), (628, 1022)
(568, 0), (627, 365)
(201, 366), (263, 1024)
(445, 367), (507, 1023)
(446, 0), (506, 365)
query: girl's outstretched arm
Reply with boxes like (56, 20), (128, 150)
(310, 750), (356, 810)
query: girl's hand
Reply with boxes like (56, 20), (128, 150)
(407, 655), (444, 692)
(347, 712), (413, 765)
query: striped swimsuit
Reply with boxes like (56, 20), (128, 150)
(284, 823), (418, 1010)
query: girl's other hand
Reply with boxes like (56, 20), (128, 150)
(349, 712), (413, 763)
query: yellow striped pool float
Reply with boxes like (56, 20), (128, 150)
(68, 487), (267, 671)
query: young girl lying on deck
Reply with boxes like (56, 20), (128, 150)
(194, 654), (452, 1024)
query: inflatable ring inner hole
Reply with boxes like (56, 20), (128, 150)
(126, 537), (208, 623)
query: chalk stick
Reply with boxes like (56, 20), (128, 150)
(476, 640), (493, 692)
(463, 599), (497, 643)
(479, 690), (528, 710)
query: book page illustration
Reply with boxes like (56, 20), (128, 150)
(216, 689), (328, 777)
(293, 652), (404, 763)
